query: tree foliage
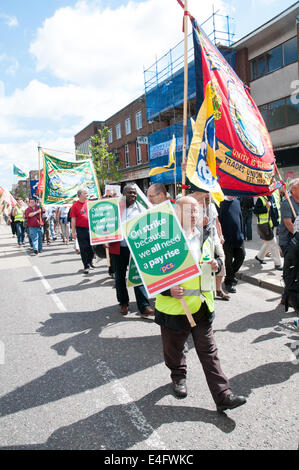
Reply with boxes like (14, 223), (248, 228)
(89, 127), (121, 193)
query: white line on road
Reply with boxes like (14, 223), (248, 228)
(95, 359), (167, 450)
(32, 265), (67, 312)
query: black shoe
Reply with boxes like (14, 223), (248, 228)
(172, 380), (187, 398)
(255, 255), (266, 265)
(83, 268), (89, 274)
(33, 250), (38, 255)
(89, 263), (95, 269)
(217, 393), (247, 412)
(275, 265), (283, 271)
(224, 283), (236, 293)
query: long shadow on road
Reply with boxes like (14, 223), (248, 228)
(0, 384), (237, 450)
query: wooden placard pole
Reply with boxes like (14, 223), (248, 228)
(181, 0), (188, 197)
(180, 298), (196, 327)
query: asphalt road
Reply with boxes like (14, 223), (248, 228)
(0, 224), (298, 451)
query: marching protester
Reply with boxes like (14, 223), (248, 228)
(190, 188), (230, 301)
(25, 198), (44, 254)
(9, 208), (16, 238)
(154, 195), (246, 412)
(12, 197), (25, 247)
(70, 188), (95, 274)
(218, 196), (245, 294)
(42, 206), (52, 245)
(240, 196), (255, 241)
(147, 183), (169, 205)
(111, 183), (154, 318)
(278, 178), (299, 256)
(57, 205), (70, 244)
(253, 193), (282, 270)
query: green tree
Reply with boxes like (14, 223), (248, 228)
(16, 186), (29, 200)
(89, 127), (121, 194)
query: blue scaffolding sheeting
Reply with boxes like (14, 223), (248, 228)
(149, 121), (193, 184)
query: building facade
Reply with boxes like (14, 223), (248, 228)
(234, 2), (299, 180)
(74, 3), (299, 195)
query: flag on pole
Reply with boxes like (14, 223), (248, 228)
(191, 18), (276, 196)
(149, 134), (176, 176)
(13, 165), (28, 178)
(186, 83), (224, 196)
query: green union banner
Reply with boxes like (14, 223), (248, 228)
(88, 198), (123, 245)
(42, 153), (100, 205)
(123, 201), (200, 297)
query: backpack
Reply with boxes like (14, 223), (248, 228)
(283, 232), (299, 314)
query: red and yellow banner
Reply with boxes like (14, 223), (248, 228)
(192, 19), (275, 196)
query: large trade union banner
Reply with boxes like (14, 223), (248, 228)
(122, 200), (201, 298)
(42, 153), (100, 205)
(192, 19), (276, 196)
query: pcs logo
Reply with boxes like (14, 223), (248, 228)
(161, 262), (175, 274)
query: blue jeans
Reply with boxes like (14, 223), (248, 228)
(29, 227), (43, 252)
(49, 216), (56, 239)
(15, 221), (25, 244)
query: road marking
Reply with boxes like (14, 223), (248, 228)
(32, 265), (67, 312)
(95, 359), (167, 450)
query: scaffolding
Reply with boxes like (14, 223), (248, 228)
(144, 9), (235, 118)
(144, 8), (235, 184)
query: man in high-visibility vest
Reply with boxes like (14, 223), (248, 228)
(12, 197), (25, 247)
(254, 194), (282, 270)
(154, 196), (246, 412)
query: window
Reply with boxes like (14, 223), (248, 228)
(259, 95), (299, 132)
(286, 96), (299, 126)
(284, 37), (298, 66)
(125, 117), (131, 135)
(136, 140), (142, 164)
(116, 123), (121, 140)
(266, 44), (282, 73)
(250, 37), (298, 81)
(135, 110), (142, 130)
(125, 144), (130, 167)
(108, 128), (113, 143)
(268, 99), (285, 131)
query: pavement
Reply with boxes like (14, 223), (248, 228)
(236, 219), (284, 295)
(0, 217), (285, 295)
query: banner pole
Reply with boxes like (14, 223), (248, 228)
(38, 143), (42, 224)
(181, 0), (188, 197)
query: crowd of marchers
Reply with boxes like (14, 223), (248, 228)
(4, 178), (299, 411)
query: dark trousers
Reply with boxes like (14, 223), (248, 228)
(114, 246), (150, 314)
(161, 313), (231, 405)
(242, 210), (253, 241)
(15, 221), (25, 244)
(223, 242), (245, 285)
(76, 226), (94, 269)
(43, 219), (51, 243)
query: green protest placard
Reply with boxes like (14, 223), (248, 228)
(122, 201), (201, 298)
(88, 198), (123, 245)
(127, 256), (142, 287)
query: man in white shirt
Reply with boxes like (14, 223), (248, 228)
(115, 184), (154, 318)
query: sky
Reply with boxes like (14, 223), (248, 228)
(0, 0), (297, 191)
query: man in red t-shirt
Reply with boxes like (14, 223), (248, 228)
(70, 188), (95, 273)
(25, 198), (44, 254)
